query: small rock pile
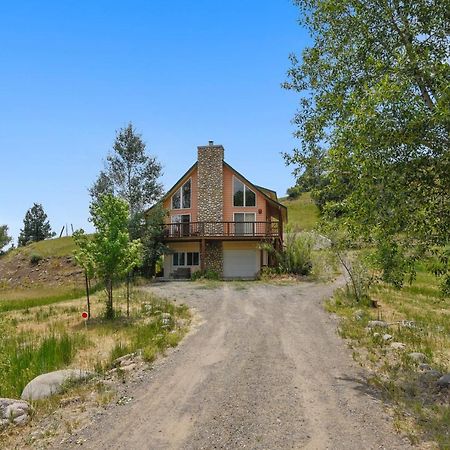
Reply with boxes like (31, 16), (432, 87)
(0, 398), (31, 428)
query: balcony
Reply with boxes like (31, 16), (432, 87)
(162, 221), (281, 240)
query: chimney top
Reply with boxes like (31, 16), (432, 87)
(208, 140), (214, 146)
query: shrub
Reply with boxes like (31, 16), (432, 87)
(30, 253), (43, 265)
(191, 269), (220, 281)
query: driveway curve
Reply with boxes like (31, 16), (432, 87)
(63, 281), (411, 450)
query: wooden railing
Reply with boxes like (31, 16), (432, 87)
(163, 221), (280, 238)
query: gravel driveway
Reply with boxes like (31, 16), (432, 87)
(64, 281), (412, 450)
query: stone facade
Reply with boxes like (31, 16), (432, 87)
(204, 241), (223, 275)
(197, 142), (225, 275)
(197, 143), (224, 223)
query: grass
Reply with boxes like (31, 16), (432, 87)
(2, 236), (77, 261)
(0, 283), (190, 413)
(281, 192), (320, 231)
(326, 263), (450, 448)
(0, 323), (88, 398)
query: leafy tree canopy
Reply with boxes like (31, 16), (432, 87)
(18, 203), (54, 247)
(74, 195), (142, 319)
(284, 0), (449, 288)
(90, 123), (164, 217)
(0, 225), (12, 254)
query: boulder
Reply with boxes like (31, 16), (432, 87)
(408, 352), (427, 363)
(21, 369), (93, 401)
(437, 374), (450, 388)
(382, 334), (393, 341)
(0, 398), (30, 427)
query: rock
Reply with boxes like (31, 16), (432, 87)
(373, 332), (380, 338)
(399, 320), (416, 329)
(120, 359), (135, 368)
(161, 312), (171, 319)
(121, 363), (136, 372)
(113, 353), (135, 367)
(437, 374), (450, 388)
(0, 398), (31, 427)
(382, 334), (393, 341)
(21, 369), (93, 401)
(418, 363), (432, 371)
(368, 320), (389, 328)
(390, 342), (406, 350)
(422, 370), (442, 380)
(408, 352), (427, 363)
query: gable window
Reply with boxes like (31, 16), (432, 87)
(173, 252), (200, 267)
(172, 179), (191, 209)
(233, 177), (256, 207)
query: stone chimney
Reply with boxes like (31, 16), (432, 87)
(197, 141), (224, 222)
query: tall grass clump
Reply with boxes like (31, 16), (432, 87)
(0, 318), (86, 398)
(263, 230), (315, 276)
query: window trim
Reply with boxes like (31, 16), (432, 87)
(232, 175), (257, 208)
(171, 177), (192, 210)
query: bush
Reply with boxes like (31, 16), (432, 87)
(278, 232), (315, 275)
(191, 269), (220, 281)
(30, 253), (43, 265)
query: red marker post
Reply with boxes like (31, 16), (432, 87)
(82, 311), (88, 329)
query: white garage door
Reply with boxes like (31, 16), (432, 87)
(223, 250), (259, 279)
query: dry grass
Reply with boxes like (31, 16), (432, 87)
(0, 285), (191, 398)
(326, 264), (450, 448)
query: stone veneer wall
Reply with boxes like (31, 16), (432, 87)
(204, 241), (223, 275)
(197, 144), (224, 223)
(197, 143), (224, 275)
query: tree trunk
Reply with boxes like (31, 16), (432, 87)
(85, 270), (91, 319)
(126, 273), (130, 318)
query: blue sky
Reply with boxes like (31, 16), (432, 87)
(0, 0), (309, 243)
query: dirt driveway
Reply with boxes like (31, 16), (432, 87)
(64, 281), (411, 450)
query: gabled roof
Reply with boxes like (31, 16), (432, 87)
(148, 160), (288, 223)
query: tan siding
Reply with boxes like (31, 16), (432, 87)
(223, 241), (259, 250)
(223, 165), (267, 223)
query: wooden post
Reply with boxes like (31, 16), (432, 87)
(200, 239), (206, 271)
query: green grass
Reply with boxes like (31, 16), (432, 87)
(0, 284), (102, 313)
(2, 236), (78, 261)
(281, 192), (320, 231)
(326, 263), (449, 448)
(0, 321), (88, 398)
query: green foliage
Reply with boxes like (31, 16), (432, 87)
(18, 203), (55, 247)
(284, 0), (450, 293)
(90, 123), (163, 216)
(428, 245), (450, 296)
(0, 224), (12, 254)
(29, 253), (43, 265)
(74, 195), (143, 319)
(263, 230), (315, 276)
(140, 204), (169, 276)
(191, 269), (220, 281)
(0, 318), (86, 398)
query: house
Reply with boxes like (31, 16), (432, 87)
(159, 141), (287, 279)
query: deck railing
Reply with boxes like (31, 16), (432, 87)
(163, 221), (280, 238)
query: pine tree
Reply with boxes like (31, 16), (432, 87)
(18, 203), (54, 246)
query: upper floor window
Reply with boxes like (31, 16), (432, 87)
(172, 179), (191, 209)
(233, 177), (256, 207)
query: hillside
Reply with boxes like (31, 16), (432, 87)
(281, 192), (320, 230)
(0, 237), (84, 303)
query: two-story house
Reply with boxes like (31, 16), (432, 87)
(158, 141), (287, 279)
